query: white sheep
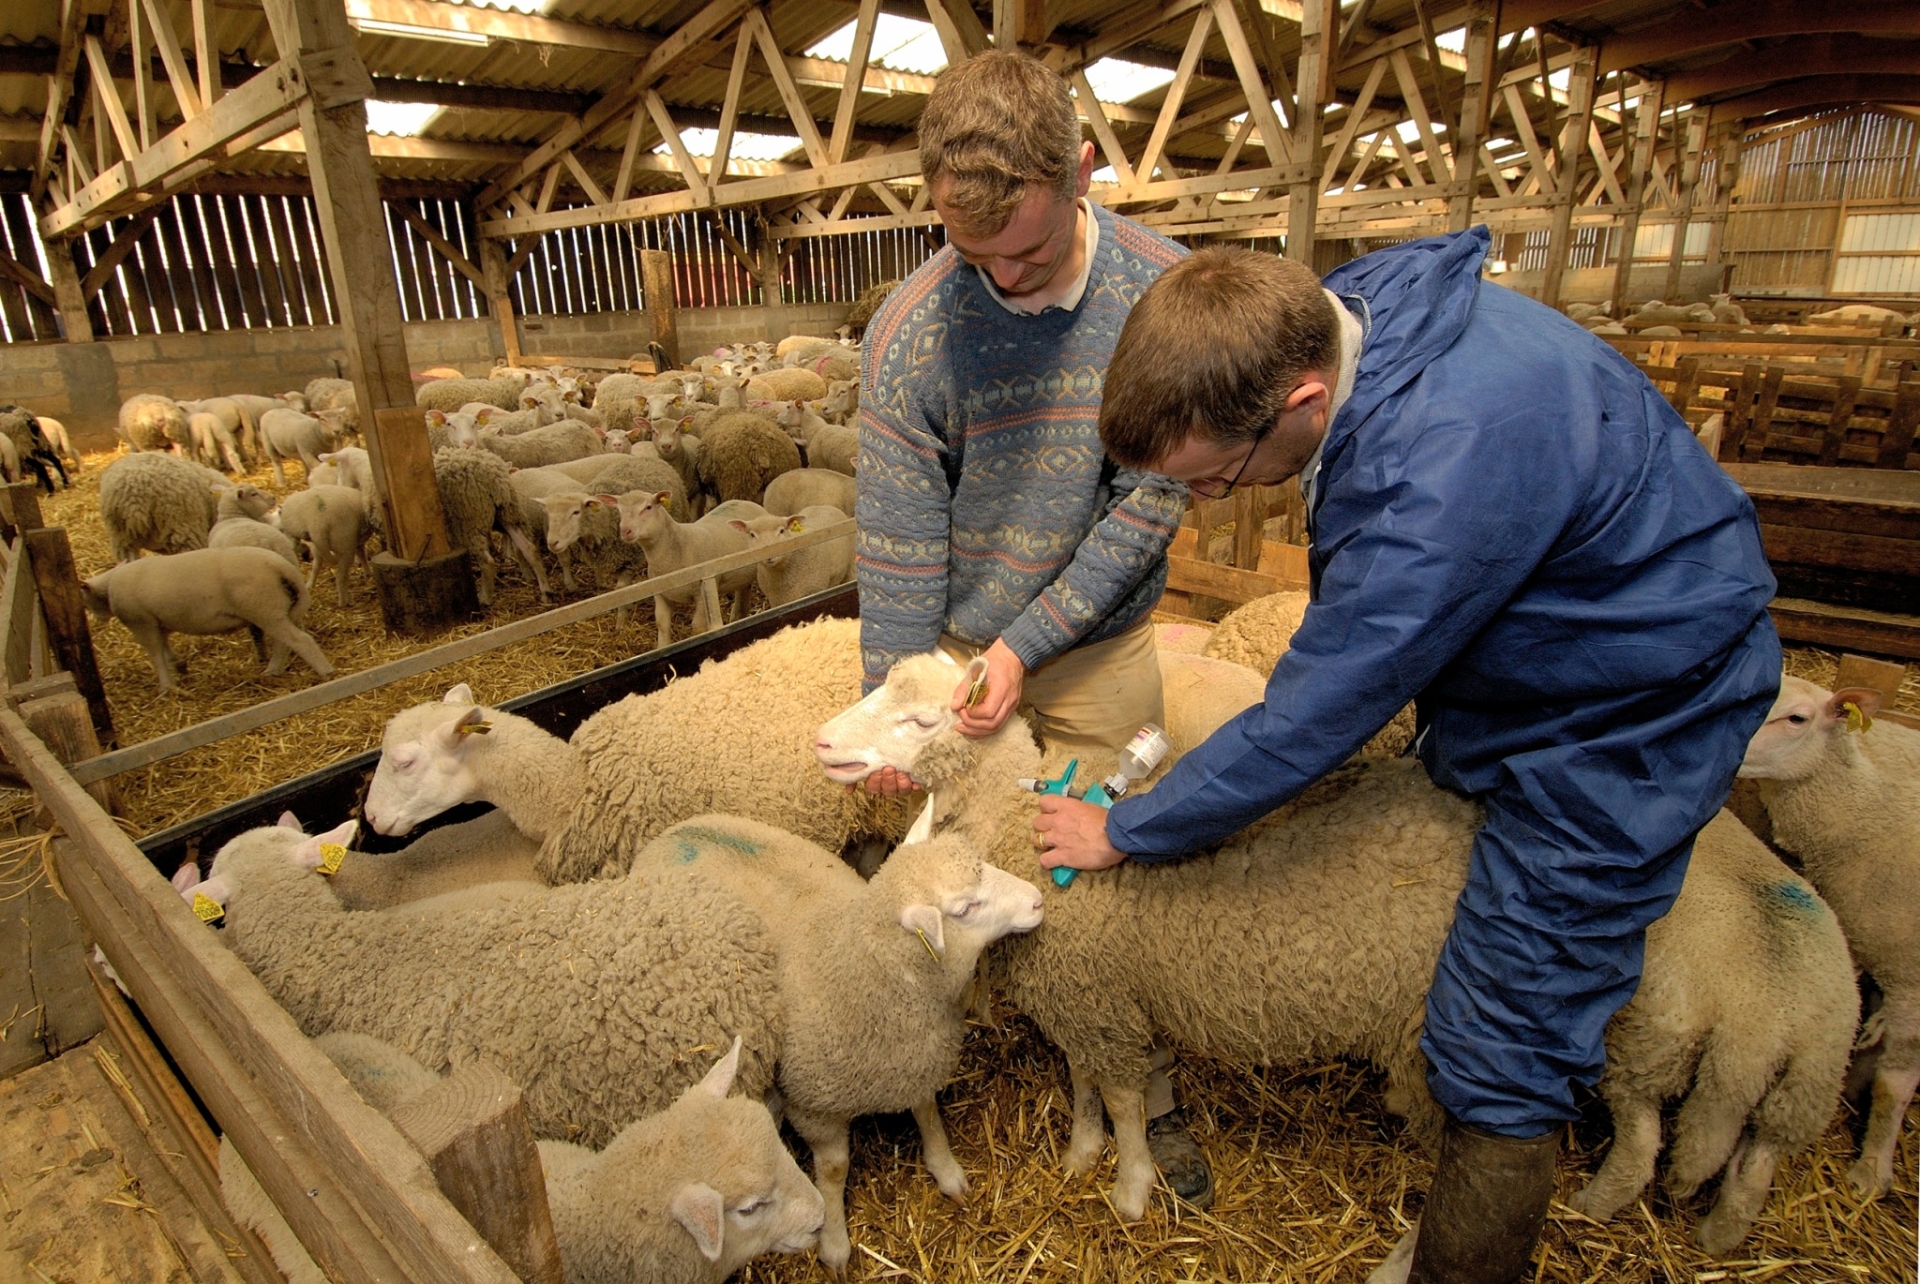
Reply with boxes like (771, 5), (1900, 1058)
(779, 401), (856, 477)
(814, 653), (1857, 1253)
(208, 484), (299, 569)
(632, 814), (1042, 1272)
(1737, 674), (1920, 1197)
(313, 446), (372, 494)
(433, 447), (547, 605)
(259, 407), (349, 487)
(31, 414), (80, 475)
(218, 1033), (824, 1284)
(693, 414), (800, 506)
(763, 467), (855, 517)
(116, 392), (190, 453)
(82, 546), (334, 690)
(360, 621), (915, 887)
(199, 817), (785, 1151)
(613, 492), (763, 644)
(275, 484), (369, 607)
(97, 451), (228, 562)
(302, 377), (359, 434)
(186, 410), (247, 476)
(179, 396), (255, 464)
(1709, 293), (1748, 325)
(538, 493), (649, 608)
(731, 506), (852, 608)
(1156, 649), (1266, 755)
(423, 408), (481, 452)
(314, 808), (543, 912)
(480, 420), (604, 469)
(0, 407), (68, 492)
(650, 417), (703, 509)
(745, 367), (827, 404)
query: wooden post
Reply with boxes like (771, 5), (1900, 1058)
(477, 235), (523, 367)
(261, 0), (471, 634)
(1286, 0), (1334, 264)
(1540, 48), (1597, 311)
(44, 242), (95, 343)
(21, 526), (113, 746)
(1663, 108), (1706, 302)
(1446, 0), (1495, 233)
(390, 1065), (565, 1284)
(640, 248), (680, 371)
(1609, 79), (1663, 317)
(11, 672), (117, 818)
(1702, 120), (1740, 291)
(755, 220), (791, 343)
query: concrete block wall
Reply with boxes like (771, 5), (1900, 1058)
(1491, 263), (1731, 306)
(0, 301), (849, 434)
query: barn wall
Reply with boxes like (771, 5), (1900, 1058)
(0, 302), (849, 427)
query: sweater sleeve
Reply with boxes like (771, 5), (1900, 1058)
(1105, 410), (1572, 858)
(998, 465), (1188, 670)
(855, 364), (954, 692)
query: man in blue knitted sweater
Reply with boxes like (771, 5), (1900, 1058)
(1036, 240), (1781, 1283)
(856, 50), (1205, 1197)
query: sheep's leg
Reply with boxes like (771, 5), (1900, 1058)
(299, 447), (323, 482)
(611, 571), (633, 627)
(127, 620), (177, 691)
(653, 594), (674, 647)
(909, 1099), (968, 1204)
(333, 543), (353, 607)
(474, 545), (497, 606)
(268, 450), (287, 489)
(262, 635), (292, 675)
(220, 436), (246, 476)
(789, 1109), (853, 1275)
(1850, 1052), (1920, 1197)
(1100, 1081), (1155, 1221)
(1567, 1093), (1660, 1222)
(1664, 1062), (1763, 1201)
(260, 620), (334, 679)
(246, 625), (268, 664)
(504, 525), (549, 600)
(1693, 1133), (1781, 1256)
(1063, 1061), (1108, 1176)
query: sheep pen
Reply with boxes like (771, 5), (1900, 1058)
(9, 450), (1917, 1284)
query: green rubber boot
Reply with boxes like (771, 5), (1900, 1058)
(1372, 1115), (1558, 1284)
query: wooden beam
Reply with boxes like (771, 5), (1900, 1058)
(643, 92), (709, 206)
(707, 23), (753, 192)
(83, 36), (139, 162)
(0, 250), (55, 306)
(747, 7), (830, 170)
(130, 0), (155, 150)
(829, 0), (882, 166)
(141, 0), (205, 121)
(1287, 0), (1334, 259)
(1138, 9), (1215, 184)
(342, 0), (658, 55)
(79, 209), (160, 298)
(1447, 0), (1495, 231)
(1540, 45), (1596, 309)
(1073, 71), (1137, 187)
(392, 202), (486, 287)
(559, 148), (609, 206)
(1664, 36), (1920, 106)
(1045, 0), (1213, 79)
(1610, 79), (1663, 316)
(1710, 76), (1920, 126)
(1320, 56), (1387, 191)
(1602, 0), (1919, 76)
(1210, 0), (1290, 167)
(32, 0), (87, 206)
(924, 0), (989, 65)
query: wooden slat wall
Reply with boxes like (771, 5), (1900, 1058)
(782, 222), (938, 307)
(0, 194), (62, 343)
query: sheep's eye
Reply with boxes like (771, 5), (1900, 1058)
(906, 714), (940, 729)
(1786, 714), (1809, 725)
(952, 899), (979, 918)
(734, 1197), (768, 1217)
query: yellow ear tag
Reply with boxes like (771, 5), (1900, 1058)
(964, 674), (988, 709)
(789, 518), (805, 533)
(456, 721), (492, 737)
(1843, 701), (1873, 734)
(191, 893), (224, 925)
(317, 843), (347, 877)
(916, 927), (940, 962)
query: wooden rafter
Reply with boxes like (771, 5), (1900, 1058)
(828, 0), (881, 167)
(643, 91), (709, 206)
(390, 202), (486, 287)
(746, 7), (829, 170)
(709, 24), (753, 190)
(1388, 48), (1449, 184)
(1137, 8), (1215, 184)
(140, 0), (204, 121)
(1320, 56), (1387, 191)
(1072, 71), (1137, 187)
(79, 209), (160, 298)
(1210, 0), (1290, 166)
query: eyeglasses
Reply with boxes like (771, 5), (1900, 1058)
(1185, 425), (1269, 500)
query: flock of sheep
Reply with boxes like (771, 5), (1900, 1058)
(1563, 295), (1920, 338)
(79, 337), (864, 692)
(161, 594), (1914, 1283)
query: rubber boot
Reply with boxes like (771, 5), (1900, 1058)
(1406, 1115), (1558, 1284)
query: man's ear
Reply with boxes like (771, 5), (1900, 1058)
(1285, 377), (1330, 416)
(1073, 138), (1096, 198)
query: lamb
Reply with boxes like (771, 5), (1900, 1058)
(779, 402), (856, 476)
(208, 484), (299, 569)
(745, 367), (828, 404)
(614, 492), (763, 644)
(197, 817), (785, 1151)
(1156, 650), (1266, 754)
(275, 484), (370, 607)
(180, 396), (257, 465)
(186, 410), (247, 476)
(217, 1031), (821, 1284)
(314, 446), (373, 494)
(539, 493), (650, 604)
(97, 451), (228, 562)
(423, 408), (481, 452)
(1737, 675), (1920, 1197)
(302, 377), (359, 434)
(631, 814), (1043, 1271)
(1564, 301), (1611, 323)
(731, 506), (853, 608)
(82, 546), (334, 690)
(1709, 293), (1748, 325)
(1203, 590), (1416, 757)
(31, 415), (80, 474)
(1807, 304), (1906, 329)
(763, 467), (855, 518)
(814, 653), (1857, 1254)
(360, 620), (915, 887)
(480, 420), (605, 469)
(259, 407), (349, 487)
(695, 413), (800, 505)
(650, 417), (703, 509)
(0, 407), (69, 492)
(433, 447), (547, 605)
(474, 404), (556, 435)
(116, 392), (190, 453)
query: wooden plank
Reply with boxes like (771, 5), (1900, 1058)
(1879, 380), (1920, 470)
(214, 194), (268, 327)
(1209, 0), (1288, 168)
(2, 534), (35, 685)
(1815, 376), (1863, 467)
(707, 24), (754, 194)
(79, 207), (160, 299)
(644, 94), (709, 207)
(828, 0), (881, 167)
(67, 519), (857, 786)
(83, 36), (141, 162)
(1768, 598), (1920, 662)
(1758, 523), (1920, 576)
(23, 526), (112, 745)
(1834, 653), (1912, 712)
(140, 0), (205, 121)
(1166, 554), (1290, 604)
(394, 201), (486, 288)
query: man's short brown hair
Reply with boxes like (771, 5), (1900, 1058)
(1099, 247), (1341, 469)
(918, 51), (1082, 237)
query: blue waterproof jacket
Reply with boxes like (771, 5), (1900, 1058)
(1108, 227), (1778, 856)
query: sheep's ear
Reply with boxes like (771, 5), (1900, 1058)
(593, 493), (618, 506)
(276, 811), (304, 832)
(903, 794), (937, 845)
(444, 706), (492, 743)
(442, 683), (475, 705)
(964, 655), (989, 690)
(1828, 686), (1881, 730)
(696, 1036), (743, 1099)
(900, 903), (945, 955)
(171, 861), (202, 893)
(653, 491), (672, 505)
(728, 520), (750, 534)
(669, 1185), (726, 1263)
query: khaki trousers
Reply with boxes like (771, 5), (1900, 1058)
(938, 620), (1165, 758)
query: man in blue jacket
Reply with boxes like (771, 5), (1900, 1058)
(1033, 231), (1781, 1283)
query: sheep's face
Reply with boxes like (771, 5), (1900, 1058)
(595, 1040), (823, 1273)
(813, 653), (985, 784)
(362, 691), (492, 836)
(733, 515), (800, 568)
(1739, 676), (1880, 782)
(539, 494), (591, 552)
(616, 492), (674, 543)
(81, 572), (114, 617)
(883, 835), (1043, 959)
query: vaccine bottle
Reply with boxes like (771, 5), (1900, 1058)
(1099, 722), (1172, 800)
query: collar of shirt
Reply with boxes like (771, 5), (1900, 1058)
(1300, 289), (1368, 510)
(978, 198), (1100, 316)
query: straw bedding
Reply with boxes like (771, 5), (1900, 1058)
(26, 452), (1920, 1280)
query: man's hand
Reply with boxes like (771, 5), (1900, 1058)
(859, 766), (923, 796)
(1033, 796), (1127, 872)
(954, 639), (1026, 737)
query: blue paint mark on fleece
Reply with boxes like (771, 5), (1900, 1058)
(671, 826), (763, 865)
(1767, 881), (1819, 915)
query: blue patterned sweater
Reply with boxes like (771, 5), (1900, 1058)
(855, 204), (1188, 690)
